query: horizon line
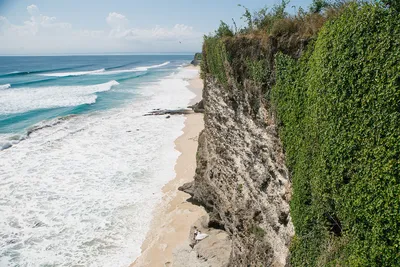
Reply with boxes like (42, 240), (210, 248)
(0, 52), (200, 57)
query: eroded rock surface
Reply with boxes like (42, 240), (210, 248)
(190, 76), (294, 266)
(172, 215), (231, 267)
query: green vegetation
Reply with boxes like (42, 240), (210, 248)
(194, 53), (202, 61)
(202, 0), (400, 266)
(274, 3), (400, 266)
(200, 0), (342, 89)
(201, 36), (228, 85)
(246, 59), (269, 86)
(381, 0), (400, 10)
(214, 21), (234, 38)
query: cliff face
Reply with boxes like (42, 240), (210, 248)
(184, 3), (400, 266)
(191, 73), (294, 266)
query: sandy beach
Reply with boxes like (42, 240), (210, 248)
(131, 65), (206, 267)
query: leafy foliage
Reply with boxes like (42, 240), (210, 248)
(194, 53), (202, 61)
(246, 59), (269, 86)
(309, 0), (331, 13)
(272, 3), (400, 266)
(381, 0), (400, 11)
(202, 2), (400, 265)
(215, 21), (234, 38)
(238, 1), (291, 33)
(201, 36), (228, 86)
(238, 4), (253, 31)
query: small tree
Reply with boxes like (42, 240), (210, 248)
(253, 6), (269, 29)
(309, 0), (331, 13)
(215, 21), (234, 38)
(272, 0), (290, 19)
(238, 4), (253, 30)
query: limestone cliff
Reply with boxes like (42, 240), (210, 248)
(186, 58), (294, 266)
(180, 2), (400, 266)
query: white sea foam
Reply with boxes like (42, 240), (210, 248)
(0, 84), (11, 90)
(94, 61), (171, 75)
(39, 62), (170, 77)
(132, 61), (170, 71)
(0, 68), (197, 267)
(39, 68), (106, 77)
(172, 67), (200, 80)
(0, 80), (119, 115)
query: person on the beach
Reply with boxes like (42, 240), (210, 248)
(193, 226), (199, 240)
(190, 227), (199, 248)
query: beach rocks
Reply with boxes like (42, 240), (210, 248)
(188, 100), (204, 113)
(178, 181), (195, 196)
(172, 216), (232, 267)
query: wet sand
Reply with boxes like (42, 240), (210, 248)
(131, 66), (206, 267)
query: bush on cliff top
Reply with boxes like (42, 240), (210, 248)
(200, 0), (347, 89)
(273, 2), (400, 266)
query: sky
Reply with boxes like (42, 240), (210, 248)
(0, 0), (314, 55)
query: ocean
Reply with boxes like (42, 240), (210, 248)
(0, 55), (197, 266)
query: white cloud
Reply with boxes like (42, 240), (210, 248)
(27, 4), (39, 16)
(106, 12), (128, 30)
(0, 16), (9, 27)
(0, 5), (202, 55)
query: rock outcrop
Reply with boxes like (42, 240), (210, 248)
(188, 100), (204, 113)
(191, 53), (202, 66)
(187, 74), (294, 266)
(173, 215), (232, 267)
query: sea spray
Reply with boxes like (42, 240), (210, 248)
(0, 64), (197, 267)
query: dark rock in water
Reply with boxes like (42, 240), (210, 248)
(188, 100), (204, 113)
(144, 108), (193, 116)
(166, 115), (171, 119)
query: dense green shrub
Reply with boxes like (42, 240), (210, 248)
(202, 1), (399, 264)
(272, 2), (400, 266)
(201, 37), (228, 86)
(246, 59), (269, 86)
(202, 36), (273, 92)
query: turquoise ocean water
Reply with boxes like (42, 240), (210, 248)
(0, 55), (197, 266)
(0, 55), (191, 143)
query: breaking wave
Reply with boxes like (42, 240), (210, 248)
(0, 80), (119, 115)
(0, 65), (93, 78)
(39, 68), (106, 77)
(38, 62), (170, 77)
(0, 84), (11, 90)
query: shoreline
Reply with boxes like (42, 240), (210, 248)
(131, 65), (206, 267)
